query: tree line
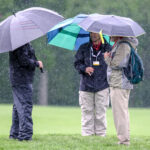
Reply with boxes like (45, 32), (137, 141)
(0, 0), (149, 107)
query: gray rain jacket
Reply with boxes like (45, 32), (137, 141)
(104, 37), (138, 89)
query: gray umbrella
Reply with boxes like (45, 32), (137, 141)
(0, 7), (64, 53)
(78, 13), (145, 37)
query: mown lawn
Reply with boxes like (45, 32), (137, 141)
(0, 104), (150, 150)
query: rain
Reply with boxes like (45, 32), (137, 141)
(0, 0), (150, 149)
(0, 0), (150, 106)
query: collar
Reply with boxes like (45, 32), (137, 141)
(112, 37), (123, 49)
(92, 41), (102, 51)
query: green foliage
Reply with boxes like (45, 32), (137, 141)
(0, 53), (12, 103)
(13, 0), (36, 10)
(46, 47), (79, 105)
(34, 0), (67, 14)
(0, 0), (13, 20)
(0, 0), (150, 106)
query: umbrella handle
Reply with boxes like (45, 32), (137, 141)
(40, 68), (44, 73)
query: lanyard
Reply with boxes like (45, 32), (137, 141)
(90, 47), (101, 61)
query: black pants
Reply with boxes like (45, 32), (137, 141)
(10, 84), (33, 140)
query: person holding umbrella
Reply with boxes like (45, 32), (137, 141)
(104, 36), (139, 145)
(74, 32), (112, 137)
(9, 43), (43, 141)
(79, 13), (145, 144)
(0, 7), (64, 141)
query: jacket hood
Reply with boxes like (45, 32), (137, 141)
(122, 37), (139, 48)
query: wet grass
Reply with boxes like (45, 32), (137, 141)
(0, 134), (150, 150)
(0, 104), (150, 150)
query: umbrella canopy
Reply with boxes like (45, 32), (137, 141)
(47, 14), (113, 51)
(0, 7), (64, 53)
(78, 13), (146, 37)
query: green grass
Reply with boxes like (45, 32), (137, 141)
(0, 104), (150, 150)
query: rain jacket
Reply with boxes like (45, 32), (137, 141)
(74, 40), (112, 92)
(104, 37), (139, 89)
(9, 43), (39, 85)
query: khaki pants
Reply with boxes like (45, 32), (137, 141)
(110, 87), (130, 145)
(79, 88), (109, 136)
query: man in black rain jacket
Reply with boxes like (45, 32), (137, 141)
(9, 43), (43, 141)
(74, 32), (112, 136)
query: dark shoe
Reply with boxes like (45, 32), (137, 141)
(18, 137), (32, 141)
(9, 135), (18, 140)
(118, 141), (130, 146)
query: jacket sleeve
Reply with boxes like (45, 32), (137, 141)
(16, 44), (39, 69)
(105, 43), (130, 69)
(74, 46), (86, 74)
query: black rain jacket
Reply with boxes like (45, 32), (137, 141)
(74, 40), (112, 92)
(9, 43), (39, 85)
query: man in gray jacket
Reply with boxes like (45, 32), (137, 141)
(104, 37), (138, 145)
